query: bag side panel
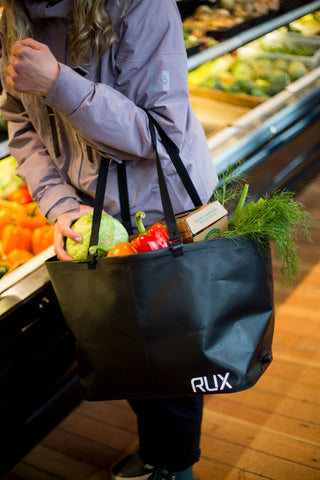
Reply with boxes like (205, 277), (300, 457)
(128, 238), (274, 397)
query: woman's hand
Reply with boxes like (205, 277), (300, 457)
(6, 38), (60, 96)
(54, 205), (94, 261)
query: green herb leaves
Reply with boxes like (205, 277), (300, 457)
(214, 173), (313, 284)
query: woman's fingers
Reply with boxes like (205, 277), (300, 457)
(54, 206), (94, 260)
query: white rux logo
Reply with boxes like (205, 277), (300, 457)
(191, 373), (233, 393)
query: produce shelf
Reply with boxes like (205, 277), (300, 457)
(187, 0), (320, 70)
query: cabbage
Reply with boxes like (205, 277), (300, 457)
(66, 213), (129, 260)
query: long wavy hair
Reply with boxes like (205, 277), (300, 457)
(1, 0), (125, 64)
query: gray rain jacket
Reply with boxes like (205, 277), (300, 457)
(0, 0), (218, 227)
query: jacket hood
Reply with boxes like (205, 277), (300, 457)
(24, 0), (74, 21)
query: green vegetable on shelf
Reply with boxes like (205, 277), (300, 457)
(190, 48), (311, 99)
(227, 78), (256, 95)
(0, 155), (24, 199)
(265, 71), (291, 96)
(273, 58), (288, 72)
(231, 60), (254, 80)
(0, 265), (10, 278)
(260, 42), (315, 57)
(287, 60), (307, 81)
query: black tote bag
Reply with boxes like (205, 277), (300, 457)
(46, 116), (274, 401)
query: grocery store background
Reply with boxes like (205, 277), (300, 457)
(0, 1), (319, 479)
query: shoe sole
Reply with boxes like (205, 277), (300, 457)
(111, 472), (153, 480)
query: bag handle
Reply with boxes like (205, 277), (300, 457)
(88, 113), (203, 263)
(146, 113), (203, 208)
(118, 114), (203, 234)
(117, 161), (134, 236)
(87, 156), (110, 264)
(148, 115), (184, 255)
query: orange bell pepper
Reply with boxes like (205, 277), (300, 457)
(7, 185), (33, 205)
(107, 242), (137, 257)
(1, 224), (32, 255)
(32, 224), (54, 255)
(6, 248), (34, 266)
(0, 208), (14, 237)
(13, 204), (47, 230)
(23, 202), (40, 215)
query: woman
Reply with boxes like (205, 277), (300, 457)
(0, 1), (218, 479)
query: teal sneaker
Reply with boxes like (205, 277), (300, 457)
(111, 451), (194, 480)
(111, 451), (155, 480)
(150, 466), (194, 480)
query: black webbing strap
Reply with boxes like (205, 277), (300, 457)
(148, 117), (183, 255)
(117, 113), (204, 239)
(145, 113), (203, 209)
(117, 114), (206, 255)
(87, 156), (109, 266)
(117, 162), (133, 236)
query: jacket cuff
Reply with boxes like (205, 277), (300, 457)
(37, 183), (82, 224)
(45, 199), (80, 225)
(44, 63), (93, 116)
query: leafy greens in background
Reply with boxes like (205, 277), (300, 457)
(0, 156), (24, 199)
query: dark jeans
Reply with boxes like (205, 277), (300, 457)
(128, 395), (203, 472)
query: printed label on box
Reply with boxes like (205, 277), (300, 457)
(193, 216), (228, 242)
(186, 202), (228, 235)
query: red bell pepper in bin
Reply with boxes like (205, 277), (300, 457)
(131, 211), (169, 253)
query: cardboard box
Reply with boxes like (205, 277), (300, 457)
(175, 201), (228, 243)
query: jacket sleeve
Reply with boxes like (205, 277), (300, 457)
(44, 0), (190, 160)
(0, 51), (82, 224)
(0, 88), (82, 223)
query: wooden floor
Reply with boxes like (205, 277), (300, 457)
(3, 175), (320, 480)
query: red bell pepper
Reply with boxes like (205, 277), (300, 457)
(131, 211), (169, 253)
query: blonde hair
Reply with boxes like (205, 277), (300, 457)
(1, 0), (125, 64)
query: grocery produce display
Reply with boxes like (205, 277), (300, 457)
(188, 29), (318, 100)
(245, 30), (320, 66)
(289, 11), (320, 35)
(182, 1), (281, 40)
(0, 155), (54, 278)
(259, 39), (315, 56)
(183, 27), (217, 56)
(0, 155), (23, 199)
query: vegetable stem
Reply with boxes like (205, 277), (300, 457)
(135, 211), (147, 234)
(233, 183), (249, 215)
(89, 245), (109, 256)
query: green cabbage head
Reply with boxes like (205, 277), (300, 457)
(66, 213), (129, 260)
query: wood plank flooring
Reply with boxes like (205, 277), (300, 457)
(3, 175), (320, 480)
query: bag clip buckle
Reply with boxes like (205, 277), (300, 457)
(87, 246), (98, 269)
(168, 237), (184, 257)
